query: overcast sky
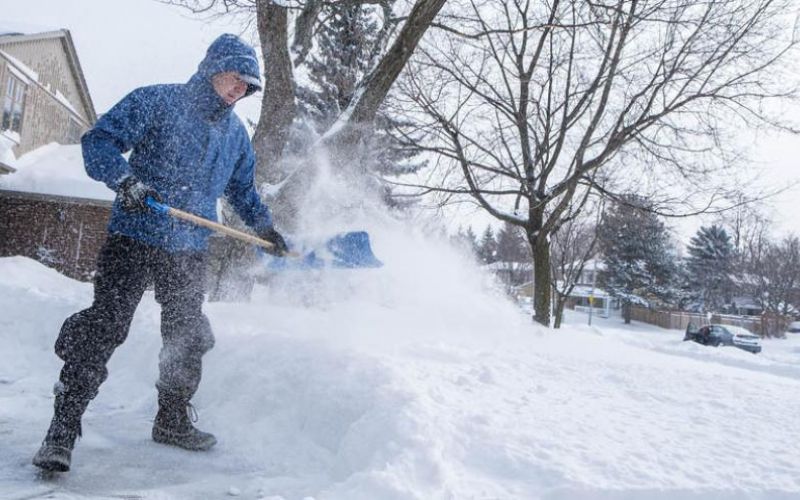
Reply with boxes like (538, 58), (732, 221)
(4, 0), (800, 240)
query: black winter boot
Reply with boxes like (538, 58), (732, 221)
(33, 386), (89, 472)
(152, 393), (216, 451)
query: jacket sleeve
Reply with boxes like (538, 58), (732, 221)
(224, 136), (274, 233)
(81, 87), (159, 191)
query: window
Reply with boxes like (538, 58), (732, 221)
(2, 73), (26, 134)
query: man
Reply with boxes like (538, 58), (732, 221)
(33, 34), (287, 472)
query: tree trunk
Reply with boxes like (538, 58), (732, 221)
(532, 236), (552, 326)
(553, 295), (566, 329)
(622, 301), (632, 324)
(207, 236), (257, 302)
(253, 1), (295, 187)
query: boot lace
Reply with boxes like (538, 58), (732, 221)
(187, 402), (199, 423)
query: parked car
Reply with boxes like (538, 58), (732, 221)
(787, 321), (800, 334)
(684, 323), (762, 354)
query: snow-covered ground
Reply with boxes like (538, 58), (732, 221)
(2, 245), (800, 500)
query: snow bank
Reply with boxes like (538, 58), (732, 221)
(0, 143), (114, 200)
(0, 133), (17, 169)
(2, 254), (800, 499)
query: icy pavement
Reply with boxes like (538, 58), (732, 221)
(2, 256), (800, 499)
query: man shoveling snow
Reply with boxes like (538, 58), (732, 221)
(33, 33), (288, 472)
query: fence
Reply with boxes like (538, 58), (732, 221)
(629, 306), (791, 337)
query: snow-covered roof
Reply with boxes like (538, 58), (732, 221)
(0, 22), (59, 37)
(565, 284), (611, 299)
(482, 261), (534, 271)
(579, 258), (606, 271)
(731, 296), (761, 309)
(0, 143), (113, 201)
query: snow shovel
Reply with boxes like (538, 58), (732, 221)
(145, 198), (382, 269)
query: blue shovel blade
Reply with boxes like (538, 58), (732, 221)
(326, 231), (383, 268)
(262, 231), (382, 271)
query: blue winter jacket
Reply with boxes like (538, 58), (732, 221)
(82, 34), (273, 252)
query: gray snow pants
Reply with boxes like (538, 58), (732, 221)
(54, 234), (215, 403)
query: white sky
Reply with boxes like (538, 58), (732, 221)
(3, 0), (800, 240)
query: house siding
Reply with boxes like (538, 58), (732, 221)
(0, 34), (93, 156)
(0, 190), (111, 281)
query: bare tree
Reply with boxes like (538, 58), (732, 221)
(715, 195), (773, 268)
(550, 202), (600, 328)
(744, 235), (800, 317)
(392, 0), (799, 325)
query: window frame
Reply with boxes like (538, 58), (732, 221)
(2, 72), (27, 136)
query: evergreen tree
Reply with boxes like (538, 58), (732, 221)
(495, 221), (529, 263)
(297, 3), (425, 205)
(478, 226), (498, 264)
(685, 225), (735, 312)
(452, 225), (480, 259)
(598, 196), (678, 323)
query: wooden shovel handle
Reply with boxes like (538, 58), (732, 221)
(147, 197), (297, 256)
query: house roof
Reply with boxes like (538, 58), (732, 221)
(482, 261), (534, 271)
(0, 29), (97, 123)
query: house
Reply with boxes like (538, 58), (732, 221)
(0, 28), (96, 156)
(558, 259), (615, 318)
(0, 28), (104, 281)
(729, 296), (763, 317)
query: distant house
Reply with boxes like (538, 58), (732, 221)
(729, 296), (763, 317)
(0, 28), (104, 281)
(559, 259), (615, 318)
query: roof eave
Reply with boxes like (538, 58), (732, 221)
(61, 29), (97, 123)
(0, 161), (17, 174)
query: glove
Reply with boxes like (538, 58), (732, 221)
(118, 175), (162, 213)
(258, 227), (289, 257)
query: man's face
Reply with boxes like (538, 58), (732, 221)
(211, 72), (249, 105)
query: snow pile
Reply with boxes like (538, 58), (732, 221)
(0, 133), (17, 169)
(0, 142), (114, 200)
(2, 251), (800, 499)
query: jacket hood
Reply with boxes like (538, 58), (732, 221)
(197, 34), (262, 96)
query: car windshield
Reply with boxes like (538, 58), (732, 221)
(723, 325), (758, 338)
